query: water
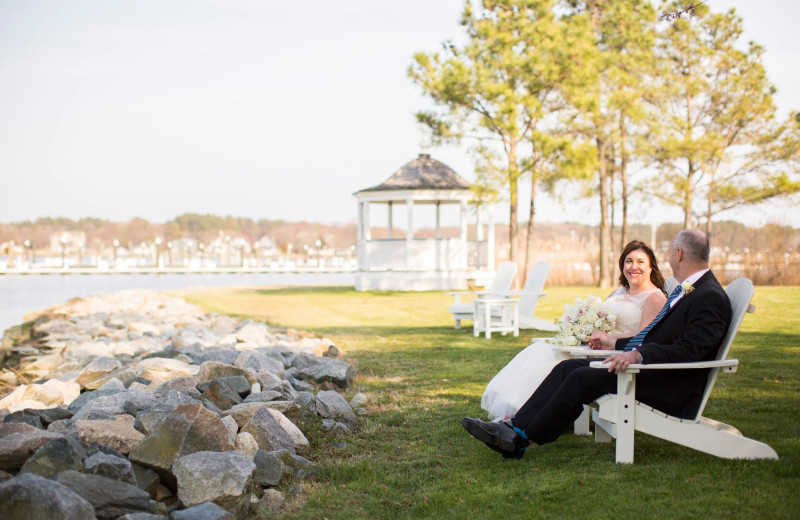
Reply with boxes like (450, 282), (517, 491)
(0, 272), (354, 335)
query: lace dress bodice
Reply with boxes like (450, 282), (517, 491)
(603, 287), (662, 337)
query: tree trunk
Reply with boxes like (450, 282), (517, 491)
(523, 175), (538, 287)
(597, 137), (611, 287)
(619, 113), (629, 248)
(508, 140), (519, 268)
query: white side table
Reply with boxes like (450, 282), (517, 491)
(473, 298), (519, 339)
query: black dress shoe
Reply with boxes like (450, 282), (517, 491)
(461, 417), (530, 459)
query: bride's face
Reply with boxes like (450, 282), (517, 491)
(624, 249), (652, 289)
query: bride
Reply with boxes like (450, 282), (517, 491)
(481, 240), (668, 421)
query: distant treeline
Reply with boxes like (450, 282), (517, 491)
(1, 213), (797, 255)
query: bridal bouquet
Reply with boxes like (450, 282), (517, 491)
(548, 295), (617, 347)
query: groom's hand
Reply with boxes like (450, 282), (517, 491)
(602, 351), (641, 374)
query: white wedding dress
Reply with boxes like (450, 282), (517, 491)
(481, 287), (661, 420)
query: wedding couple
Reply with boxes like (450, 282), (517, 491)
(462, 229), (733, 459)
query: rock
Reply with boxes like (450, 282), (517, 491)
(67, 386), (125, 412)
(252, 450), (282, 487)
(350, 392), (368, 409)
(57, 470), (163, 520)
(234, 322), (270, 347)
(221, 415), (238, 444)
(314, 390), (357, 424)
(18, 436), (85, 477)
(234, 351), (284, 377)
(257, 488), (284, 515)
(256, 368), (282, 387)
(91, 376), (127, 392)
(47, 419), (72, 433)
(290, 378), (316, 392)
(76, 418), (145, 454)
(150, 376), (200, 397)
(132, 462), (161, 496)
(265, 380), (298, 401)
(170, 501), (235, 520)
(200, 379), (244, 411)
(273, 449), (319, 481)
(234, 432), (259, 459)
(241, 407), (296, 453)
(20, 381), (65, 406)
(322, 418), (351, 435)
(197, 361), (255, 385)
(297, 358), (354, 388)
(84, 451), (137, 484)
(243, 390), (283, 403)
(137, 358), (200, 383)
(0, 422), (39, 438)
(0, 472), (95, 520)
(71, 390), (157, 421)
(264, 408), (308, 449)
(129, 404), (234, 480)
(0, 430), (64, 470)
(172, 450), (256, 518)
(77, 357), (123, 388)
(118, 513), (168, 520)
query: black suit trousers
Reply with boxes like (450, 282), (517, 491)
(514, 358), (686, 446)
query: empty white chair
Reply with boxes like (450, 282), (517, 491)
(448, 261), (517, 329)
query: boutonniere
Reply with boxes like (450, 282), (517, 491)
(681, 281), (695, 294)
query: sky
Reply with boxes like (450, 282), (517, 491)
(1, 0), (798, 228)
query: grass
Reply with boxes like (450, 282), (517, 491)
(176, 285), (800, 519)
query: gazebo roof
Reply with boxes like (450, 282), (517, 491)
(357, 154), (471, 193)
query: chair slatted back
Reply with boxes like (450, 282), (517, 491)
(692, 276), (754, 420)
(489, 261), (518, 294)
(518, 262), (550, 317)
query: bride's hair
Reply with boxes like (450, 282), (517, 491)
(618, 240), (667, 294)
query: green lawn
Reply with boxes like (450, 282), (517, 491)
(178, 285), (800, 519)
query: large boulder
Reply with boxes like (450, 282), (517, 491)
(252, 449), (282, 487)
(0, 430), (64, 470)
(56, 470), (163, 520)
(0, 472), (95, 520)
(129, 404), (234, 480)
(197, 361), (256, 385)
(172, 450), (256, 518)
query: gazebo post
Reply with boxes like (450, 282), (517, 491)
(387, 201), (393, 239)
(406, 197), (414, 268)
(487, 204), (495, 270)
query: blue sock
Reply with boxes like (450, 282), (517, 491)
(509, 418), (529, 440)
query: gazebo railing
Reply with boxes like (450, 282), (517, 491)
(360, 238), (488, 271)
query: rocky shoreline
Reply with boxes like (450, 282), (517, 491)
(0, 290), (364, 519)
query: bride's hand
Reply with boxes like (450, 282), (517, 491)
(588, 330), (609, 350)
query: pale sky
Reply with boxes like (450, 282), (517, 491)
(1, 0), (798, 228)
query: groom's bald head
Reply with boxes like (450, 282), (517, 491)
(674, 229), (710, 264)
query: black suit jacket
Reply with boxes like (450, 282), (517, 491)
(613, 270), (732, 418)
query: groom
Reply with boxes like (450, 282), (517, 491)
(462, 229), (732, 458)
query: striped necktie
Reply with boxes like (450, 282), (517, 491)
(624, 285), (683, 349)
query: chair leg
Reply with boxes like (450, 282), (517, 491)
(455, 319), (461, 330)
(574, 405), (591, 435)
(615, 372), (637, 464)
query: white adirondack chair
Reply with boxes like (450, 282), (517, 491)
(448, 261), (517, 329)
(516, 262), (558, 332)
(587, 277), (778, 463)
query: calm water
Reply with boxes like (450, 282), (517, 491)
(0, 272), (354, 335)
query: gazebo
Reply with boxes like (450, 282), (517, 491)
(354, 153), (496, 291)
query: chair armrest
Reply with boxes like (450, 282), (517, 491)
(474, 297), (518, 304)
(589, 359), (739, 373)
(501, 291), (546, 298)
(563, 348), (617, 358)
